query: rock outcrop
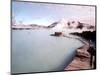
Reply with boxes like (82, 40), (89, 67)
(65, 31), (96, 70)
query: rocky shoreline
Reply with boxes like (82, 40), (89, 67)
(49, 31), (96, 70)
(65, 31), (96, 70)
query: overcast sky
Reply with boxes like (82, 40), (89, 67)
(12, 1), (95, 26)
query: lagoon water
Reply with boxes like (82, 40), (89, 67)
(11, 29), (83, 74)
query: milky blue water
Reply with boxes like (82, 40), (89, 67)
(11, 29), (83, 73)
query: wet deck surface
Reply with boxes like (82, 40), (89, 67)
(65, 57), (91, 70)
(65, 45), (92, 70)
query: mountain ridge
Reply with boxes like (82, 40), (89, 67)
(12, 18), (95, 33)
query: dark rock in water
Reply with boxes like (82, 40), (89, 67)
(50, 32), (62, 36)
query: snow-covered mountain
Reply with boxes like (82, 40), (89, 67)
(48, 18), (95, 33)
(12, 18), (95, 33)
